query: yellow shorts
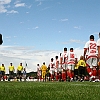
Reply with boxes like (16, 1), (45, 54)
(42, 71), (46, 78)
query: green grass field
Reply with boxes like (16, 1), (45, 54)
(0, 81), (100, 100)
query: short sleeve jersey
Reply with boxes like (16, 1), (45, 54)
(84, 40), (97, 56)
(50, 61), (55, 70)
(61, 52), (68, 64)
(67, 51), (77, 64)
(9, 66), (14, 71)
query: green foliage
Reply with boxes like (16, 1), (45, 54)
(0, 82), (100, 100)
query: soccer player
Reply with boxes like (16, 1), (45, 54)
(84, 35), (98, 82)
(17, 63), (23, 81)
(55, 56), (59, 81)
(97, 32), (100, 81)
(60, 47), (68, 81)
(77, 56), (86, 82)
(23, 68), (27, 81)
(0, 64), (6, 81)
(37, 64), (42, 82)
(9, 63), (15, 81)
(41, 62), (47, 82)
(74, 59), (79, 81)
(67, 48), (77, 81)
(46, 65), (50, 81)
(49, 58), (55, 81)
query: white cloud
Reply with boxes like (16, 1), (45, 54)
(74, 26), (81, 29)
(14, 0), (21, 4)
(5, 36), (11, 39)
(60, 18), (68, 22)
(20, 21), (24, 24)
(35, 0), (45, 1)
(0, 0), (11, 5)
(15, 3), (25, 7)
(33, 26), (39, 30)
(41, 6), (51, 11)
(69, 39), (85, 44)
(0, 5), (7, 13)
(26, 12), (29, 14)
(37, 2), (42, 6)
(62, 39), (86, 45)
(7, 10), (18, 13)
(0, 0), (11, 13)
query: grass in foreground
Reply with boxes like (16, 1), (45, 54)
(0, 81), (100, 100)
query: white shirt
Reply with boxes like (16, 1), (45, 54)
(49, 61), (55, 70)
(67, 51), (76, 64)
(84, 40), (97, 56)
(61, 52), (68, 64)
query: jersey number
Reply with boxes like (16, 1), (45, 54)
(90, 43), (96, 53)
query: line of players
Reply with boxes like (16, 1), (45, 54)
(0, 63), (26, 81)
(37, 34), (100, 82)
(37, 47), (85, 82)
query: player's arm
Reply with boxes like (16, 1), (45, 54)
(13, 66), (15, 72)
(83, 48), (87, 61)
(98, 46), (100, 59)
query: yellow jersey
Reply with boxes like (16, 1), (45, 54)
(74, 64), (79, 69)
(0, 66), (5, 72)
(41, 65), (47, 72)
(17, 65), (23, 71)
(77, 60), (86, 67)
(9, 66), (14, 71)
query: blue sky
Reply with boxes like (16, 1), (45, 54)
(0, 0), (100, 73)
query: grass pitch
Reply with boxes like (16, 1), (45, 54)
(0, 81), (100, 100)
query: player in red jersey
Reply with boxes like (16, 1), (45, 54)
(48, 58), (55, 81)
(97, 32), (100, 81)
(60, 47), (68, 81)
(84, 35), (98, 82)
(55, 56), (59, 81)
(67, 48), (77, 81)
(37, 64), (42, 82)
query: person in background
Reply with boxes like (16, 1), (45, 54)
(49, 58), (55, 81)
(17, 63), (23, 81)
(23, 68), (27, 81)
(60, 47), (68, 81)
(55, 56), (59, 81)
(84, 35), (98, 82)
(9, 63), (15, 81)
(77, 56), (86, 82)
(67, 48), (77, 82)
(0, 64), (6, 81)
(47, 65), (50, 81)
(74, 60), (79, 81)
(41, 62), (47, 82)
(37, 64), (42, 82)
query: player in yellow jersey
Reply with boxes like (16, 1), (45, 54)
(77, 56), (86, 82)
(0, 64), (5, 81)
(9, 63), (15, 81)
(17, 63), (23, 81)
(41, 62), (47, 82)
(74, 60), (79, 81)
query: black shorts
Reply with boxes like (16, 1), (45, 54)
(78, 66), (86, 77)
(74, 69), (78, 76)
(9, 71), (14, 76)
(1, 71), (5, 76)
(17, 71), (22, 76)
